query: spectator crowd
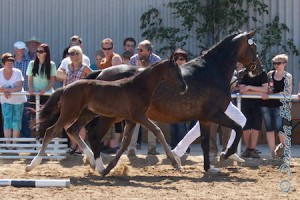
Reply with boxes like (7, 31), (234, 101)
(0, 35), (297, 162)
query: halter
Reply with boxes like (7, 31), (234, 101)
(230, 37), (257, 86)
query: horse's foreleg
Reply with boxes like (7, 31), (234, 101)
(102, 120), (136, 177)
(210, 106), (245, 163)
(138, 117), (179, 169)
(26, 125), (57, 172)
(198, 120), (213, 172)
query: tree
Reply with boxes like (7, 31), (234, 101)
(140, 0), (299, 67)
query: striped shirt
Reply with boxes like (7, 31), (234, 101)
(64, 65), (85, 86)
(129, 53), (161, 66)
(14, 56), (30, 91)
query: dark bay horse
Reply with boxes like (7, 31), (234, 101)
(25, 55), (187, 172)
(82, 30), (260, 176)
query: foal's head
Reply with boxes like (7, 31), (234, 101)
(161, 53), (187, 94)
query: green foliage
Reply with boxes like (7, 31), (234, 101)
(257, 16), (299, 69)
(140, 0), (299, 64)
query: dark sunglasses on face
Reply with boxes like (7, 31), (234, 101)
(176, 57), (186, 61)
(102, 46), (113, 51)
(69, 52), (79, 56)
(273, 62), (285, 65)
(137, 48), (145, 52)
(36, 50), (45, 54)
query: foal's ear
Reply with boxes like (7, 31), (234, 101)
(247, 29), (256, 38)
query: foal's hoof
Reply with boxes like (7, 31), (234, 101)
(171, 150), (182, 169)
(207, 167), (220, 174)
(25, 165), (32, 173)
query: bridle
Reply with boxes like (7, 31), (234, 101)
(230, 37), (257, 86)
(243, 37), (257, 72)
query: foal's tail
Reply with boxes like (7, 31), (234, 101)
(37, 88), (65, 138)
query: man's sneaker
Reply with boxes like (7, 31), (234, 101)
(127, 149), (136, 157)
(228, 153), (245, 162)
(241, 149), (250, 158)
(147, 148), (160, 155)
(171, 150), (182, 169)
(248, 149), (260, 158)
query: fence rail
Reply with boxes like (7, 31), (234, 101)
(0, 138), (68, 160)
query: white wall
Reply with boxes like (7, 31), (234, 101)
(0, 0), (299, 91)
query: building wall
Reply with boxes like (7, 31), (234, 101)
(0, 0), (299, 91)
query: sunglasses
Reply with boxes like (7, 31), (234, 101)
(69, 52), (79, 56)
(137, 48), (145, 52)
(176, 57), (186, 61)
(102, 47), (113, 51)
(70, 43), (80, 47)
(273, 62), (285, 65)
(36, 50), (45, 54)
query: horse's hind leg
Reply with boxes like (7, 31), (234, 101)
(66, 109), (97, 169)
(86, 116), (117, 174)
(66, 128), (95, 170)
(26, 125), (58, 172)
(101, 120), (136, 177)
(137, 117), (179, 169)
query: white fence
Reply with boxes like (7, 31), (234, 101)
(0, 137), (68, 160)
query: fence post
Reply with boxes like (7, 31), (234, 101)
(35, 94), (40, 132)
(237, 94), (242, 155)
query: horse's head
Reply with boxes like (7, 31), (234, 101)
(162, 53), (188, 94)
(233, 30), (257, 73)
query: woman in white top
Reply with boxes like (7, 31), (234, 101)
(0, 53), (27, 147)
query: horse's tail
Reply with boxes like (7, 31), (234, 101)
(36, 88), (64, 138)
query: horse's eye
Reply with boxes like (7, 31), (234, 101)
(248, 38), (254, 46)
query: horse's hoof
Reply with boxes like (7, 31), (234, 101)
(101, 169), (109, 177)
(172, 150), (182, 169)
(25, 165), (31, 173)
(207, 167), (220, 174)
(228, 153), (245, 163)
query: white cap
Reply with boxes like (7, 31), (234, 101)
(14, 41), (27, 49)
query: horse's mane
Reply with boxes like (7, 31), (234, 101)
(203, 31), (241, 61)
(117, 59), (168, 83)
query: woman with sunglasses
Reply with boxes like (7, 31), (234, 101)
(64, 46), (92, 155)
(26, 43), (57, 107)
(260, 54), (292, 158)
(0, 53), (27, 148)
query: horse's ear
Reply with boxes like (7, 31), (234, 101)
(247, 29), (256, 38)
(169, 52), (175, 62)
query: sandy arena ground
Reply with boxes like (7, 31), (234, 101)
(0, 153), (299, 200)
